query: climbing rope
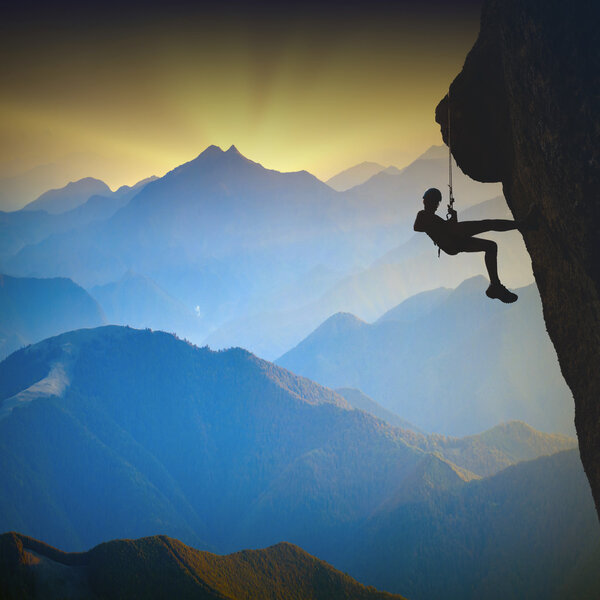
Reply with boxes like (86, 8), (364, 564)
(437, 89), (456, 259)
(447, 89), (455, 220)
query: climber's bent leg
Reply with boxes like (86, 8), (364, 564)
(457, 236), (500, 284)
(456, 236), (518, 303)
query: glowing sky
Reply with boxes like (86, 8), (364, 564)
(1, 0), (481, 189)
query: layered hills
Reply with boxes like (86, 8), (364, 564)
(336, 389), (575, 477)
(347, 449), (600, 600)
(206, 195), (533, 359)
(0, 326), (596, 598)
(322, 194), (534, 322)
(0, 274), (105, 360)
(0, 532), (404, 600)
(2, 145), (505, 348)
(278, 276), (573, 436)
(90, 271), (204, 342)
(0, 176), (154, 260)
(4, 146), (363, 289)
(0, 325), (461, 554)
(392, 419), (576, 478)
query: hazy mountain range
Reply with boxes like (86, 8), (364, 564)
(21, 177), (112, 214)
(0, 326), (467, 554)
(343, 145), (502, 227)
(325, 161), (387, 191)
(1, 145), (506, 348)
(1, 142), (592, 599)
(90, 271), (204, 342)
(0, 176), (155, 260)
(0, 532), (405, 600)
(0, 325), (595, 599)
(278, 276), (573, 436)
(312, 194), (534, 325)
(0, 158), (99, 213)
(348, 449), (599, 600)
(205, 194), (533, 359)
(0, 273), (105, 360)
(338, 385), (575, 477)
(336, 387), (423, 432)
(0, 152), (155, 212)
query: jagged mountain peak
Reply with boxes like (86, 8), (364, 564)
(161, 144), (268, 183)
(193, 143), (249, 163)
(108, 143), (336, 228)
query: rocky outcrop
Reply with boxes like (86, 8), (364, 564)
(435, 0), (600, 517)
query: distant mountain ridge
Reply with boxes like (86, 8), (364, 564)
(347, 449), (600, 600)
(0, 175), (156, 260)
(203, 194), (533, 360)
(309, 195), (534, 324)
(278, 276), (574, 436)
(0, 532), (405, 600)
(336, 387), (423, 433)
(395, 420), (576, 477)
(2, 144), (511, 348)
(0, 273), (105, 360)
(326, 161), (386, 191)
(0, 160), (99, 212)
(90, 271), (204, 344)
(336, 387), (575, 477)
(22, 177), (112, 214)
(345, 145), (502, 226)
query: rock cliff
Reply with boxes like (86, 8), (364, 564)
(435, 0), (600, 516)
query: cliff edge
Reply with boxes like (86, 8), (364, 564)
(435, 0), (600, 516)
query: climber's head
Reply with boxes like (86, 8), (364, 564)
(423, 188), (442, 212)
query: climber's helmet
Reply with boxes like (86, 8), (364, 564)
(423, 188), (442, 211)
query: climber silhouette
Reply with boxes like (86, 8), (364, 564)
(414, 188), (534, 303)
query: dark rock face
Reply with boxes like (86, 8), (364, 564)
(436, 0), (600, 517)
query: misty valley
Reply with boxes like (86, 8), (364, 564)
(0, 140), (598, 600)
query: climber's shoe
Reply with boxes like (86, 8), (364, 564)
(486, 282), (518, 303)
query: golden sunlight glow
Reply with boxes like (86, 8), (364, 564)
(0, 6), (480, 194)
